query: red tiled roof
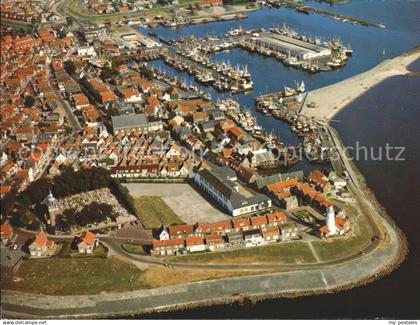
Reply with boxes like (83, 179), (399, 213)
(185, 236), (204, 247)
(1, 224), (13, 236)
(205, 234), (225, 245)
(266, 211), (286, 224)
(232, 218), (250, 229)
(32, 232), (48, 247)
(153, 238), (184, 248)
(168, 224), (194, 237)
(79, 231), (96, 245)
(250, 215), (268, 227)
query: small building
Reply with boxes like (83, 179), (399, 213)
(168, 224), (194, 239)
(283, 195), (299, 210)
(328, 171), (347, 191)
(266, 211), (287, 226)
(28, 232), (55, 257)
(243, 229), (264, 247)
(152, 238), (185, 256)
(205, 234), (227, 251)
(185, 236), (206, 253)
(77, 46), (97, 58)
(1, 223), (14, 245)
(232, 217), (250, 232)
(76, 231), (97, 254)
(226, 231), (243, 247)
(262, 225), (280, 243)
(279, 223), (299, 241)
(250, 215), (268, 229)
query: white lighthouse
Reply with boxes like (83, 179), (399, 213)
(326, 205), (337, 235)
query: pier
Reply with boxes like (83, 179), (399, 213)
(160, 46), (254, 93)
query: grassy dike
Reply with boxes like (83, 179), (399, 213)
(165, 241), (317, 264)
(328, 126), (408, 266)
(1, 257), (264, 295)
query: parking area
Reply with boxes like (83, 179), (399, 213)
(124, 183), (229, 224)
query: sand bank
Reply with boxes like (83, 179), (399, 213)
(302, 47), (420, 122)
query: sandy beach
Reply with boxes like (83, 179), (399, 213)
(302, 46), (420, 122)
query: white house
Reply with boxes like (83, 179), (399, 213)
(194, 166), (271, 217)
(77, 46), (97, 58)
(243, 229), (264, 247)
(185, 236), (206, 252)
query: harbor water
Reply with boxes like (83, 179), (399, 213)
(138, 0), (420, 318)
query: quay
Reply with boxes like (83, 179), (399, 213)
(267, 0), (386, 29)
(174, 25), (352, 74)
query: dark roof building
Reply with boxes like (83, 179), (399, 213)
(111, 113), (163, 134)
(194, 166), (272, 217)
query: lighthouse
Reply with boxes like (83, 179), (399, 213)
(326, 205), (337, 235)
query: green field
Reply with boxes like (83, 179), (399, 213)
(1, 257), (151, 295)
(330, 198), (359, 218)
(121, 243), (147, 255)
(133, 196), (183, 229)
(312, 215), (373, 261)
(165, 241), (317, 264)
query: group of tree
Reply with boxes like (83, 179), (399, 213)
(9, 205), (40, 230)
(139, 65), (154, 81)
(53, 166), (110, 198)
(24, 95), (35, 108)
(99, 65), (119, 81)
(63, 60), (77, 75)
(80, 77), (102, 103)
(55, 202), (116, 231)
(6, 167), (138, 231)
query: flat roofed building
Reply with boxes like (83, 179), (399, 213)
(111, 113), (163, 134)
(194, 166), (272, 217)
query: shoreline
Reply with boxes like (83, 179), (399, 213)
(302, 46), (420, 122)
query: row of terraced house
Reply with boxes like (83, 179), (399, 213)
(151, 211), (299, 256)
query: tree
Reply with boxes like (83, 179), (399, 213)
(24, 95), (35, 107)
(63, 60), (77, 75)
(0, 189), (17, 216)
(66, 16), (74, 26)
(139, 66), (154, 81)
(100, 66), (119, 80)
(25, 178), (51, 205)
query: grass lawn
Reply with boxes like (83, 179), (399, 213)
(133, 196), (183, 229)
(1, 257), (150, 295)
(330, 198), (359, 218)
(1, 257), (266, 295)
(312, 215), (373, 261)
(165, 241), (317, 264)
(121, 243), (147, 255)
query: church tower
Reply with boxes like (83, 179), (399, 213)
(46, 190), (59, 226)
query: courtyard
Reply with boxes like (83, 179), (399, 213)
(124, 183), (230, 225)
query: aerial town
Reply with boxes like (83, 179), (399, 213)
(1, 0), (417, 321)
